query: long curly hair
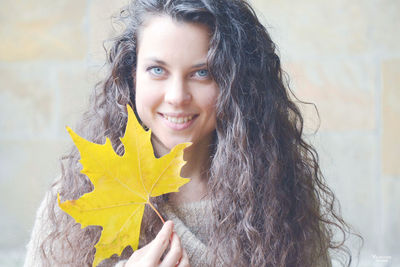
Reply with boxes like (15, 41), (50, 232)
(38, 0), (359, 266)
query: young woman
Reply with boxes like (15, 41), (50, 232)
(25, 0), (356, 266)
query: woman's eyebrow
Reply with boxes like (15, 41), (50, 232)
(191, 62), (207, 68)
(144, 58), (168, 66)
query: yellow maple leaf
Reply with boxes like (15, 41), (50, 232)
(58, 105), (191, 266)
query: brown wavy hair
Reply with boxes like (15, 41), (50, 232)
(38, 0), (360, 266)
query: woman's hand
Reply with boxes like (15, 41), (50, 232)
(125, 220), (190, 267)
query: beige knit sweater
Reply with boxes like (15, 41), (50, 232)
(160, 201), (213, 267)
(24, 191), (212, 267)
(25, 192), (332, 266)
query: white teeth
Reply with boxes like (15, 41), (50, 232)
(164, 115), (194, 124)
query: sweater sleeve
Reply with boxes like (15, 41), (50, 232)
(24, 189), (130, 267)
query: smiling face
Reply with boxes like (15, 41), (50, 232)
(135, 16), (219, 155)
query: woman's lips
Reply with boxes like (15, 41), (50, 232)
(159, 113), (198, 130)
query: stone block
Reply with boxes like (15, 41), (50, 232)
(368, 0), (400, 54)
(0, 139), (69, 247)
(285, 59), (376, 132)
(88, 0), (128, 64)
(57, 65), (92, 132)
(0, 249), (25, 266)
(0, 64), (55, 138)
(252, 0), (370, 59)
(311, 132), (379, 258)
(381, 175), (400, 266)
(381, 60), (400, 176)
(0, 0), (87, 61)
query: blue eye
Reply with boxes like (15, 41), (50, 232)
(196, 69), (209, 78)
(149, 67), (164, 76)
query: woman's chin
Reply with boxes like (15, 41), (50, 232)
(151, 135), (190, 157)
(165, 140), (193, 151)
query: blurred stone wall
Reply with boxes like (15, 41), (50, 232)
(0, 0), (398, 266)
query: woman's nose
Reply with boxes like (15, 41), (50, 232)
(164, 76), (191, 106)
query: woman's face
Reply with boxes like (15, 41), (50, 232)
(135, 16), (218, 153)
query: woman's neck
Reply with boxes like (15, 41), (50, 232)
(151, 135), (213, 204)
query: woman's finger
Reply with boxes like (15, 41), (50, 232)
(176, 248), (190, 267)
(159, 232), (182, 267)
(145, 220), (175, 263)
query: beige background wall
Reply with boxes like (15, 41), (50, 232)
(0, 0), (399, 266)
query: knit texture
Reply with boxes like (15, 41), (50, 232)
(24, 189), (213, 267)
(161, 200), (213, 267)
(25, 191), (331, 266)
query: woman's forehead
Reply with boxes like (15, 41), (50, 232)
(137, 15), (211, 45)
(136, 15), (211, 66)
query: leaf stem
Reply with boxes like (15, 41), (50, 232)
(148, 201), (165, 224)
